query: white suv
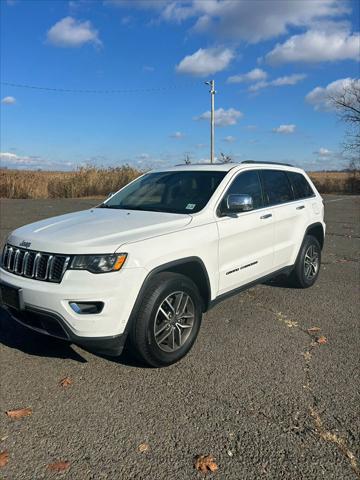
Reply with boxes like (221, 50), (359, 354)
(0, 162), (325, 367)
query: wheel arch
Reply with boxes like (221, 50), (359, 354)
(305, 222), (325, 250)
(127, 257), (212, 331)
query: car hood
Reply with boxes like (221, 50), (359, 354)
(7, 208), (193, 254)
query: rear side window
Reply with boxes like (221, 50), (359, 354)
(225, 170), (264, 209)
(261, 170), (293, 206)
(287, 171), (315, 199)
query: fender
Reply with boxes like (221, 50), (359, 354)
(292, 222), (325, 267)
(125, 256), (212, 335)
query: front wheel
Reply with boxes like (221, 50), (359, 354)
(290, 235), (321, 288)
(129, 272), (203, 367)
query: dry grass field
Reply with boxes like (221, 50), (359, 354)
(0, 166), (141, 199)
(0, 167), (359, 199)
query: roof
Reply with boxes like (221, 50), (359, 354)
(152, 161), (305, 174)
(152, 163), (238, 172)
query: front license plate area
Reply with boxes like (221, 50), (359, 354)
(0, 283), (24, 310)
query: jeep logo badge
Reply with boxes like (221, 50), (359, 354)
(19, 240), (31, 248)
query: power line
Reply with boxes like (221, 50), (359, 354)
(1, 80), (202, 94)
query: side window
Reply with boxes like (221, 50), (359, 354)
(261, 170), (293, 206)
(223, 170), (264, 210)
(287, 171), (314, 199)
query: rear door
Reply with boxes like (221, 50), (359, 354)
(260, 169), (310, 269)
(216, 169), (275, 295)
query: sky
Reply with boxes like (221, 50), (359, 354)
(0, 0), (359, 171)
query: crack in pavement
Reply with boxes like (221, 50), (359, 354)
(253, 302), (360, 478)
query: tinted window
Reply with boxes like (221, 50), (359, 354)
(287, 172), (314, 199)
(261, 170), (293, 206)
(100, 171), (226, 214)
(224, 170), (264, 210)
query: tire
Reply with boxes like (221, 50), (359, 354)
(289, 235), (321, 288)
(129, 272), (203, 367)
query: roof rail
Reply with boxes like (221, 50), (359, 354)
(241, 160), (293, 167)
(174, 162), (237, 166)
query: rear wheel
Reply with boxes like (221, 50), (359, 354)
(290, 235), (321, 288)
(129, 272), (203, 367)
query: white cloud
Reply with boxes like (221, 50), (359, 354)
(195, 107), (243, 127)
(137, 153), (150, 160)
(315, 147), (333, 157)
(1, 96), (16, 104)
(105, 0), (167, 8)
(306, 77), (359, 111)
(46, 17), (101, 47)
(110, 0), (349, 43)
(223, 135), (236, 143)
(143, 65), (155, 72)
(227, 68), (267, 84)
(0, 152), (73, 170)
(273, 124), (296, 134)
(249, 73), (307, 92)
(176, 47), (234, 77)
(170, 131), (185, 139)
(265, 29), (360, 64)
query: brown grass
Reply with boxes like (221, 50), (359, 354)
(0, 167), (358, 199)
(309, 171), (360, 194)
(0, 166), (142, 199)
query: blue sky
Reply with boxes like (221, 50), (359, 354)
(0, 0), (359, 171)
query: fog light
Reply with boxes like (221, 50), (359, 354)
(69, 302), (104, 314)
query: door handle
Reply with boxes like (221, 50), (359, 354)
(296, 205), (305, 210)
(260, 213), (272, 219)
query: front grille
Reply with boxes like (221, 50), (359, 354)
(1, 244), (70, 283)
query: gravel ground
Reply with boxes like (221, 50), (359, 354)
(0, 195), (359, 479)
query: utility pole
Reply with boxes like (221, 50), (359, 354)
(205, 80), (216, 163)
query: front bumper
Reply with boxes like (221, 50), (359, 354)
(4, 304), (126, 356)
(0, 265), (147, 343)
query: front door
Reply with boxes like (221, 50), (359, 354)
(216, 170), (275, 295)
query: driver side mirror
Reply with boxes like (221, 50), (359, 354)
(226, 194), (253, 213)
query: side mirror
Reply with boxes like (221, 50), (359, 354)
(226, 194), (253, 213)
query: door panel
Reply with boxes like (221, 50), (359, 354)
(279, 171), (318, 266)
(272, 201), (309, 268)
(217, 209), (274, 294)
(216, 169), (274, 295)
(261, 169), (298, 270)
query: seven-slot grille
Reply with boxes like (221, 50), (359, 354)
(1, 244), (70, 283)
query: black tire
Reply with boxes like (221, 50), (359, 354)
(129, 272), (203, 367)
(289, 235), (321, 288)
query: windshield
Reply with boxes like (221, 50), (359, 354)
(99, 171), (226, 214)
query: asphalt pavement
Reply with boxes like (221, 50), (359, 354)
(0, 195), (359, 479)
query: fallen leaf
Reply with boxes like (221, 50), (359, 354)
(307, 327), (321, 334)
(47, 461), (70, 472)
(137, 443), (150, 453)
(194, 455), (218, 474)
(302, 351), (312, 361)
(0, 451), (9, 468)
(285, 320), (298, 328)
(5, 408), (32, 420)
(317, 336), (328, 345)
(59, 377), (73, 388)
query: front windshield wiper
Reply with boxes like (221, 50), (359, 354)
(97, 203), (117, 209)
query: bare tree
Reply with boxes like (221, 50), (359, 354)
(329, 79), (360, 157)
(219, 152), (232, 163)
(184, 154), (191, 164)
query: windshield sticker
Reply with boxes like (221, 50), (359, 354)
(186, 203), (196, 210)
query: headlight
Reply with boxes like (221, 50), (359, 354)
(70, 253), (127, 273)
